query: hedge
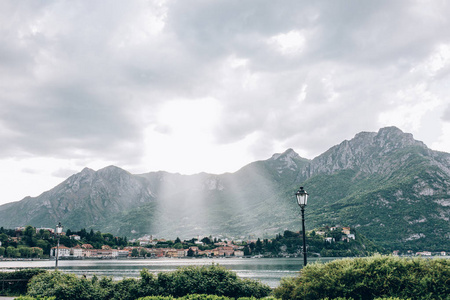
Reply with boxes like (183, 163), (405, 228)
(273, 255), (450, 300)
(26, 264), (272, 300)
(0, 269), (46, 296)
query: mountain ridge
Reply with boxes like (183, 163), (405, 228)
(1, 126), (449, 251)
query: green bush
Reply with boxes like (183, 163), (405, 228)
(26, 265), (271, 300)
(15, 296), (56, 300)
(273, 255), (450, 300)
(0, 269), (46, 296)
(155, 264), (271, 298)
(138, 295), (278, 300)
(27, 271), (105, 300)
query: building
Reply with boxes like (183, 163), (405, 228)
(69, 235), (81, 240)
(217, 246), (235, 257)
(71, 245), (83, 257)
(51, 246), (71, 257)
(342, 227), (351, 235)
(113, 249), (130, 258)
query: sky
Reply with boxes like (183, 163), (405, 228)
(1, 0), (450, 206)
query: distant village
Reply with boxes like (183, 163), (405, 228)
(0, 225), (447, 259)
(50, 239), (247, 259)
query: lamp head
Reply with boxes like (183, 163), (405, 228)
(296, 187), (308, 207)
(56, 222), (63, 234)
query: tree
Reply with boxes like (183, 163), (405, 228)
(0, 233), (8, 244)
(79, 228), (87, 239)
(6, 246), (19, 258)
(201, 236), (212, 244)
(131, 248), (139, 257)
(255, 238), (263, 254)
(36, 239), (50, 255)
(23, 225), (37, 247)
(249, 242), (255, 252)
(24, 225), (35, 237)
(41, 230), (51, 240)
(19, 246), (32, 258)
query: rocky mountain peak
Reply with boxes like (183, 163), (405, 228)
(374, 126), (424, 151)
(270, 148), (299, 161)
(269, 148), (302, 172)
(310, 126), (427, 176)
(80, 167), (95, 176)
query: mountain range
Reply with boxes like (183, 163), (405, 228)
(0, 126), (449, 251)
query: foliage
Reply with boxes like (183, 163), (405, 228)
(0, 269), (46, 296)
(262, 228), (383, 257)
(15, 296), (56, 300)
(26, 265), (271, 300)
(27, 271), (105, 300)
(138, 295), (278, 300)
(154, 264), (271, 298)
(273, 255), (450, 300)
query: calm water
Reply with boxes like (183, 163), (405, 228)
(0, 257), (337, 288)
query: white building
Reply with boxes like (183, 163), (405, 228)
(71, 246), (83, 257)
(51, 246), (71, 257)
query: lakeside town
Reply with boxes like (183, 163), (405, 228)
(0, 225), (447, 260)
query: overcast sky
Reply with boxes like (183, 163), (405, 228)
(1, 0), (450, 206)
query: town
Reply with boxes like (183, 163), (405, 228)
(0, 225), (447, 260)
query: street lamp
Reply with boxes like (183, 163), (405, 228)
(295, 186), (308, 266)
(55, 222), (63, 269)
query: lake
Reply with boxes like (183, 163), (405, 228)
(0, 257), (338, 288)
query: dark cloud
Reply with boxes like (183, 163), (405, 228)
(0, 0), (450, 169)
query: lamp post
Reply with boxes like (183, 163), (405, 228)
(296, 187), (308, 266)
(55, 222), (63, 269)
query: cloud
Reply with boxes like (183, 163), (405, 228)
(443, 105), (450, 122)
(51, 168), (78, 178)
(1, 0), (450, 178)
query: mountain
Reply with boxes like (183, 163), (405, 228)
(0, 126), (449, 251)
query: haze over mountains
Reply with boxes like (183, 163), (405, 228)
(1, 127), (449, 251)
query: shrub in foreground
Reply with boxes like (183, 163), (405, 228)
(15, 296), (56, 300)
(155, 265), (271, 298)
(138, 295), (278, 300)
(0, 269), (46, 296)
(27, 271), (105, 300)
(273, 255), (449, 300)
(27, 264), (271, 300)
(20, 295), (277, 300)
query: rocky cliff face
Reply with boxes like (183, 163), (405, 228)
(310, 127), (428, 175)
(0, 126), (449, 251)
(0, 166), (155, 230)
